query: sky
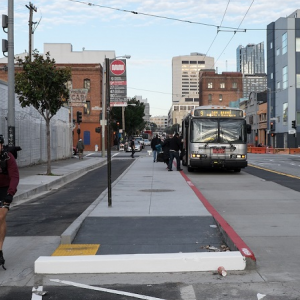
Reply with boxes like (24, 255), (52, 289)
(0, 1), (299, 117)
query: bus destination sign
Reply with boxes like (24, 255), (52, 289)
(195, 109), (243, 118)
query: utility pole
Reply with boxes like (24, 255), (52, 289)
(25, 2), (37, 61)
(7, 0), (15, 147)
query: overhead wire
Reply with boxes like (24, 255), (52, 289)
(205, 0), (231, 57)
(67, 0), (297, 32)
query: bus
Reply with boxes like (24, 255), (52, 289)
(182, 105), (251, 172)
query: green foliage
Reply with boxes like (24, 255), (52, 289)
(14, 50), (72, 174)
(15, 50), (71, 120)
(111, 97), (145, 136)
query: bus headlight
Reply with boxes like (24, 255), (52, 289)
(191, 154), (207, 158)
(230, 154), (246, 159)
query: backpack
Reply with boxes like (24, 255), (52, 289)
(0, 145), (22, 175)
(3, 145), (22, 159)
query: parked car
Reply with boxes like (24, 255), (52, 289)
(134, 137), (144, 148)
(143, 139), (150, 146)
(126, 141), (142, 152)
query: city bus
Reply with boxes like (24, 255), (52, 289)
(182, 105), (251, 172)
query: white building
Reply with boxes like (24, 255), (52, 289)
(171, 53), (214, 126)
(149, 116), (168, 130)
(134, 95), (150, 124)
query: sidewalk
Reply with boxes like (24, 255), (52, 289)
(29, 154), (253, 274)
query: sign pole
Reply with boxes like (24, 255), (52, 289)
(106, 58), (112, 207)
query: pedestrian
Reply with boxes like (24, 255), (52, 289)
(76, 139), (84, 160)
(161, 134), (171, 169)
(130, 138), (135, 158)
(0, 134), (19, 270)
(168, 133), (183, 171)
(151, 134), (161, 162)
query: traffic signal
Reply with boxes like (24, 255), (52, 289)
(116, 122), (120, 128)
(292, 120), (296, 129)
(77, 111), (82, 123)
(95, 127), (101, 133)
(270, 121), (275, 131)
(271, 133), (276, 137)
(2, 15), (8, 57)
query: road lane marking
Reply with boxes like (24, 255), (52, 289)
(180, 285), (196, 300)
(248, 164), (300, 180)
(50, 279), (167, 300)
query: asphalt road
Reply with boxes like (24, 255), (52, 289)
(6, 159), (133, 236)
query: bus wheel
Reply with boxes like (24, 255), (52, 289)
(188, 166), (194, 172)
(233, 168), (241, 172)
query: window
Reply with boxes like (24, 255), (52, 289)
(220, 83), (225, 89)
(297, 74), (300, 88)
(270, 42), (273, 49)
(277, 81), (281, 90)
(208, 82), (213, 88)
(297, 38), (300, 52)
(271, 73), (273, 79)
(174, 106), (179, 111)
(232, 82), (237, 89)
(282, 66), (288, 89)
(84, 101), (90, 115)
(276, 48), (280, 56)
(180, 106), (187, 110)
(185, 98), (193, 102)
(84, 79), (91, 90)
(208, 94), (212, 104)
(219, 94), (223, 102)
(282, 32), (287, 54)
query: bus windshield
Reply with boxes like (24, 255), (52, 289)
(191, 118), (247, 144)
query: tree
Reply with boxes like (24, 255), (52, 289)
(15, 51), (72, 175)
(111, 97), (145, 138)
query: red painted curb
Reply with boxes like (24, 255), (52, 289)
(180, 170), (256, 262)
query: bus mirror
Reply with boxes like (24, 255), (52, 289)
(246, 124), (251, 134)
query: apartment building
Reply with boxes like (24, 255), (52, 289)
(267, 10), (300, 148)
(199, 70), (243, 106)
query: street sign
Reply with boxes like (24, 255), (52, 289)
(109, 59), (127, 103)
(110, 101), (127, 107)
(110, 60), (125, 76)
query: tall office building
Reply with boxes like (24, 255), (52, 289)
(171, 53), (214, 126)
(267, 9), (300, 148)
(236, 43), (265, 74)
(236, 43), (267, 98)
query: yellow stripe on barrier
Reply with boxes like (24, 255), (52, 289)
(52, 244), (100, 256)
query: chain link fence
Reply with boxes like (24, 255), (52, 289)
(0, 81), (72, 167)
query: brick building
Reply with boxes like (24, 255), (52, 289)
(60, 63), (103, 151)
(199, 70), (243, 106)
(0, 63), (104, 151)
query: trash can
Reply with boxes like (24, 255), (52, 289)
(95, 144), (98, 151)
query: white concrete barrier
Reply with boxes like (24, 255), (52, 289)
(35, 251), (246, 274)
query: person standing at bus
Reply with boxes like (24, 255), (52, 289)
(151, 134), (161, 162)
(130, 138), (135, 158)
(161, 134), (171, 168)
(168, 133), (183, 171)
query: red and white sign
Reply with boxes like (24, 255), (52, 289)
(110, 60), (126, 76)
